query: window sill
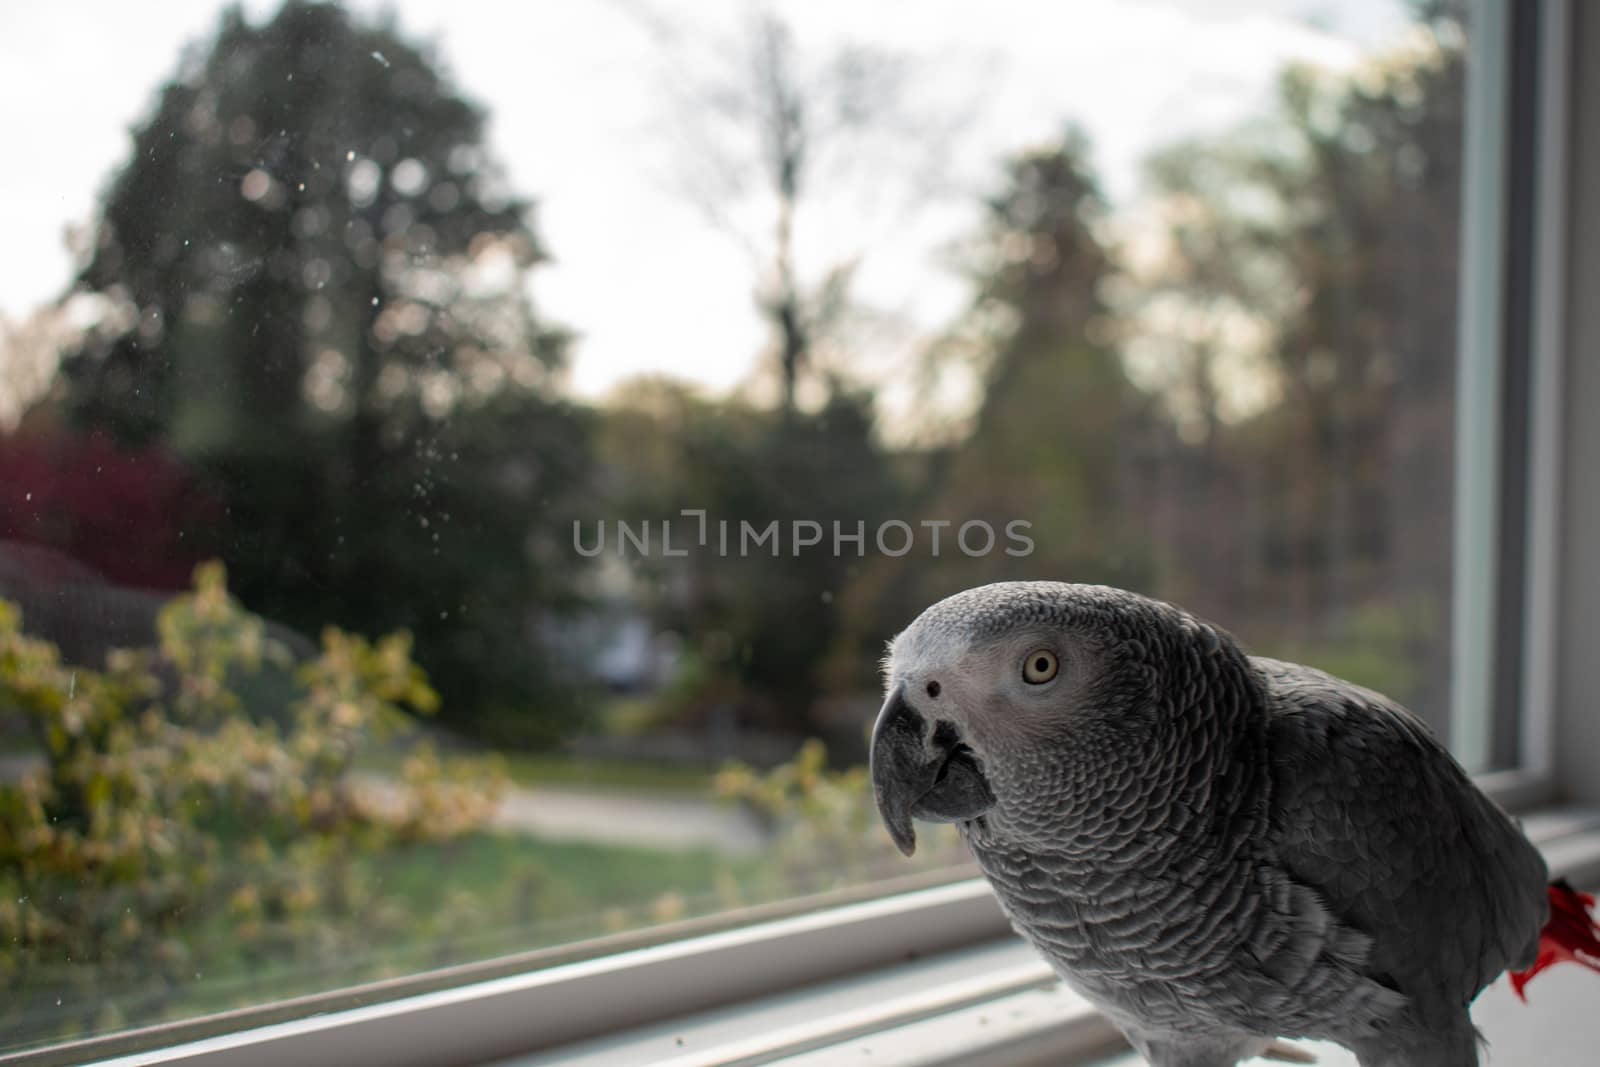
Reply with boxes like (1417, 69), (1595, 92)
(68, 802), (1600, 1067)
(498, 940), (1113, 1067)
(507, 804), (1600, 1067)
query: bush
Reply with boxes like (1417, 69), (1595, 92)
(713, 739), (967, 896)
(0, 562), (504, 1042)
(0, 565), (970, 1048)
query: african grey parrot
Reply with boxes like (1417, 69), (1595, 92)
(869, 582), (1600, 1066)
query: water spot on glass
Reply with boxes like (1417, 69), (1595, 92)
(302, 258), (332, 290)
(370, 51), (390, 68)
(240, 169), (274, 203)
(439, 611), (449, 621)
(391, 158), (428, 197)
(346, 149), (356, 162)
(371, 296), (380, 306)
(349, 158), (382, 207)
(24, 492), (31, 501)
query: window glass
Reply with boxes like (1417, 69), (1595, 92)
(0, 0), (1466, 1050)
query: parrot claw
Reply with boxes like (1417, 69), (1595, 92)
(1261, 1041), (1317, 1064)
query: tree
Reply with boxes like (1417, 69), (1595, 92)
(925, 136), (1153, 588)
(55, 2), (591, 743)
(0, 307), (75, 433)
(590, 379), (905, 741)
(1126, 13), (1466, 725)
(825, 135), (1159, 697)
(646, 5), (953, 413)
(935, 136), (1154, 587)
(0, 431), (217, 592)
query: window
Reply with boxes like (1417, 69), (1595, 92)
(0, 1), (1518, 1060)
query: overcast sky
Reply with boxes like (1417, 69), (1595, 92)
(0, 0), (1412, 406)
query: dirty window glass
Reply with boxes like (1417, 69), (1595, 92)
(0, 0), (1467, 1050)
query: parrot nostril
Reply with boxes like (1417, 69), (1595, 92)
(926, 680), (941, 699)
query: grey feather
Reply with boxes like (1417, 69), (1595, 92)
(1255, 657), (1548, 1028)
(874, 582), (1551, 1067)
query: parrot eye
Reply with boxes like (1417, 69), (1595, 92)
(1022, 649), (1058, 684)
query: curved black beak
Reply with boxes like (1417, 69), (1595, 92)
(869, 686), (995, 857)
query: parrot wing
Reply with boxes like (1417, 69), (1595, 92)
(1253, 656), (1548, 1026)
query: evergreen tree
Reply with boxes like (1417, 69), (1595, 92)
(58, 2), (590, 743)
(929, 134), (1155, 593)
(1132, 13), (1465, 726)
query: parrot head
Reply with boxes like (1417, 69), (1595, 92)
(870, 580), (1249, 856)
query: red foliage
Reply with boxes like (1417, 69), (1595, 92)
(0, 430), (219, 590)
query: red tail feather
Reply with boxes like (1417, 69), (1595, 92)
(1510, 880), (1600, 1002)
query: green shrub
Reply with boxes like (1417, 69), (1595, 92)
(714, 739), (967, 896)
(0, 562), (504, 1042)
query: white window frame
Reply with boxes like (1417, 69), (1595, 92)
(1516, 0), (1571, 783)
(1459, 0), (1570, 809)
(4, 3), (1584, 1065)
(1450, 0), (1512, 777)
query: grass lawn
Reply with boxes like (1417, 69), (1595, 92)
(358, 745), (718, 795)
(3, 829), (765, 1051)
(489, 752), (717, 794)
(367, 829), (757, 929)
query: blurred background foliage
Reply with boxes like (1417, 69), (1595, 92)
(0, 563), (504, 1038)
(0, 0), (1467, 1045)
(0, 569), (935, 1045)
